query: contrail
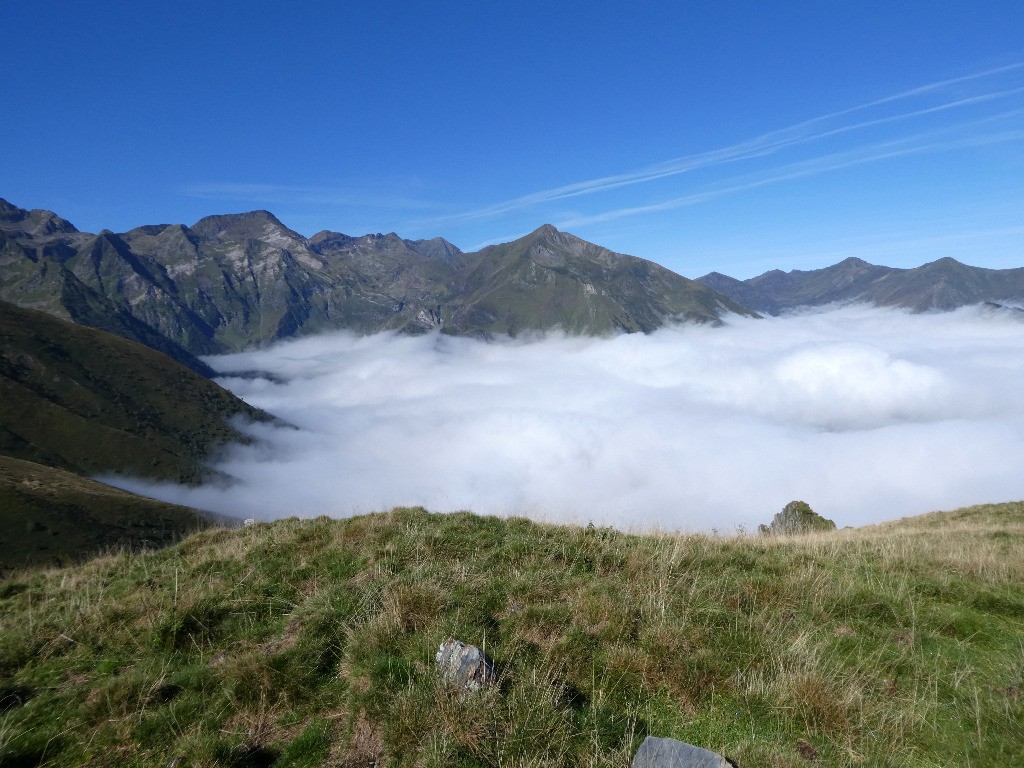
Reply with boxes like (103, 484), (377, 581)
(554, 112), (1024, 228)
(421, 62), (1024, 227)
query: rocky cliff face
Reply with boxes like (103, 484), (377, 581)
(1, 204), (216, 374)
(0, 199), (754, 357)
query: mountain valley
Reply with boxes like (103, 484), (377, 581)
(4, 195), (1024, 565)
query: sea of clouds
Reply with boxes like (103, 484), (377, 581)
(111, 305), (1024, 531)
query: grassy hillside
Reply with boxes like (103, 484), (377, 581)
(0, 456), (220, 571)
(0, 300), (267, 484)
(1, 504), (1021, 766)
(0, 300), (264, 566)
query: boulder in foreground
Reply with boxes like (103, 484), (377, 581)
(435, 638), (495, 690)
(632, 736), (732, 767)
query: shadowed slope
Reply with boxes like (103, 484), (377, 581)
(0, 456), (225, 570)
(0, 301), (267, 483)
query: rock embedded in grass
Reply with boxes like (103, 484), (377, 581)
(631, 736), (732, 767)
(434, 638), (495, 690)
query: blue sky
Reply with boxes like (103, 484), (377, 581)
(3, 1), (1023, 278)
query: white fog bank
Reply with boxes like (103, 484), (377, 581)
(110, 305), (1024, 531)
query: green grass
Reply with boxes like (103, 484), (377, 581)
(1, 503), (1022, 766)
(0, 456), (222, 570)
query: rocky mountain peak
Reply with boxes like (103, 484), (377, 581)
(836, 256), (871, 268)
(522, 224), (574, 250)
(189, 209), (297, 242)
(921, 256), (969, 271)
(405, 236), (461, 261)
(495, 224), (594, 260)
(309, 230), (356, 252)
(0, 198), (78, 237)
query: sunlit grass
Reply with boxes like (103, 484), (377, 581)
(1, 502), (1022, 766)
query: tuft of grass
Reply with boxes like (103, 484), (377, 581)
(0, 503), (1022, 766)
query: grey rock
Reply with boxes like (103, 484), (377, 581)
(632, 736), (731, 768)
(435, 638), (494, 690)
(758, 500), (836, 535)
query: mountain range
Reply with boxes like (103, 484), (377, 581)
(6, 198), (1023, 373)
(698, 256), (1024, 315)
(0, 199), (751, 368)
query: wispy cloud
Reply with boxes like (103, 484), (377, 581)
(179, 64), (1024, 244)
(420, 62), (1024, 228)
(555, 112), (1024, 229)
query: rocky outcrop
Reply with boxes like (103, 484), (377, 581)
(632, 736), (732, 767)
(759, 500), (836, 535)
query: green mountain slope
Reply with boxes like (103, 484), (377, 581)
(0, 456), (221, 570)
(445, 225), (756, 335)
(0, 504), (1020, 766)
(1, 198), (755, 354)
(699, 256), (1024, 314)
(0, 301), (268, 565)
(0, 300), (266, 483)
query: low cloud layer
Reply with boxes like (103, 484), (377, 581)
(112, 305), (1024, 531)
